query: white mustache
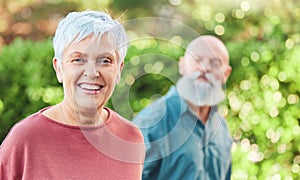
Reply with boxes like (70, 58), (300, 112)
(189, 71), (219, 87)
(176, 72), (226, 106)
(191, 71), (202, 80)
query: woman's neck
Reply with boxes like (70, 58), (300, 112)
(59, 101), (107, 126)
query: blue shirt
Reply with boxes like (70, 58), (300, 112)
(133, 86), (233, 180)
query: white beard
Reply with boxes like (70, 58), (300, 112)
(176, 71), (226, 106)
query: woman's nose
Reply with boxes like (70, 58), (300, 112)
(84, 62), (99, 78)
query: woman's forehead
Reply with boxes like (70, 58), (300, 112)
(69, 34), (116, 51)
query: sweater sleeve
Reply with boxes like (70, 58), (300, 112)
(0, 124), (25, 180)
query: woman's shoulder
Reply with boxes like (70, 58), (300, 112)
(106, 108), (144, 144)
(1, 108), (47, 148)
(10, 111), (41, 133)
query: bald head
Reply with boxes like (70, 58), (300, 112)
(185, 35), (229, 66)
(180, 35), (232, 83)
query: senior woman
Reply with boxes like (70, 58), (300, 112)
(0, 10), (145, 179)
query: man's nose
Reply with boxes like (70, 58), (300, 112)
(197, 58), (211, 73)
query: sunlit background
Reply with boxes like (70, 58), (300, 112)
(0, 0), (300, 179)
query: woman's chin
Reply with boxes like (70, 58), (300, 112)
(75, 100), (101, 111)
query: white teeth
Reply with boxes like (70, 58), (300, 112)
(79, 84), (101, 90)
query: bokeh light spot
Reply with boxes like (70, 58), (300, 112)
(144, 64), (153, 73)
(240, 1), (250, 12)
(241, 57), (250, 67)
(285, 39), (294, 49)
(200, 5), (211, 21)
(278, 72), (287, 82)
(215, 13), (225, 23)
(287, 94), (299, 104)
(250, 51), (260, 62)
(125, 75), (135, 85)
(234, 9), (245, 19)
(169, 0), (181, 6)
(214, 25), (225, 35)
(130, 56), (140, 66)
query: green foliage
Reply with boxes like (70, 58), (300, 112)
(110, 39), (183, 119)
(0, 38), (63, 143)
(219, 8), (300, 180)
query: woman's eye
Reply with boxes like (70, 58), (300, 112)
(98, 58), (112, 64)
(71, 58), (84, 64)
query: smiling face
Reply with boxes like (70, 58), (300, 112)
(53, 34), (123, 112)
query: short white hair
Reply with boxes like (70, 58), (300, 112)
(53, 10), (128, 64)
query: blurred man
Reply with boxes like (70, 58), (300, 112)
(133, 35), (232, 179)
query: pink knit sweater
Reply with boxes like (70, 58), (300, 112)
(0, 107), (145, 180)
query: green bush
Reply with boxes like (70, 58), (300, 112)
(0, 38), (63, 143)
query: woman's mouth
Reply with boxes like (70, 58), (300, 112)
(78, 83), (104, 94)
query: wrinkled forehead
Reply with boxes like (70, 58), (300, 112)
(64, 33), (119, 59)
(93, 32), (118, 49)
(185, 38), (229, 65)
(74, 32), (117, 48)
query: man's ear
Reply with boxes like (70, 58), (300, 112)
(178, 56), (185, 75)
(222, 65), (232, 83)
(53, 58), (63, 83)
(116, 61), (124, 83)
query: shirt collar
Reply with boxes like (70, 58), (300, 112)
(167, 85), (218, 121)
(167, 85), (224, 145)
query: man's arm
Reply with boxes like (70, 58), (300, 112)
(225, 161), (232, 180)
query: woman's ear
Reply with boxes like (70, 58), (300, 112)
(53, 58), (63, 83)
(116, 61), (124, 83)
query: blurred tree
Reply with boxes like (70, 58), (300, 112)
(0, 0), (80, 46)
(0, 38), (62, 143)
